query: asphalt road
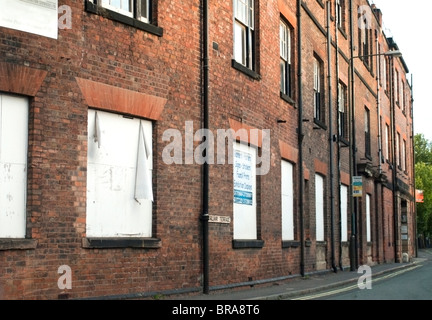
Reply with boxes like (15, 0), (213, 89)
(297, 250), (432, 300)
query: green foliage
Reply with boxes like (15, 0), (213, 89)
(415, 134), (432, 238)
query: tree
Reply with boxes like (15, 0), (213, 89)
(415, 134), (432, 245)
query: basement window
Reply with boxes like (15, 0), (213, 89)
(85, 0), (163, 37)
(86, 109), (159, 247)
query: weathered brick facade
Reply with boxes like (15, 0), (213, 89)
(0, 0), (415, 299)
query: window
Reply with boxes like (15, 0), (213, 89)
(234, 0), (255, 70)
(336, 0), (346, 32)
(86, 0), (162, 36)
(396, 132), (401, 168)
(280, 19), (292, 98)
(86, 109), (153, 238)
(315, 174), (325, 242)
(385, 123), (391, 161)
(366, 194), (371, 243)
(402, 139), (407, 172)
(338, 82), (348, 140)
(281, 160), (294, 241)
(314, 56), (324, 123)
(340, 185), (348, 242)
(233, 142), (257, 240)
(0, 94), (28, 238)
(358, 11), (373, 70)
(92, 0), (150, 22)
(402, 81), (406, 113)
(395, 70), (400, 105)
(365, 107), (371, 158)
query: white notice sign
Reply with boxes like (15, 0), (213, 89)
(233, 148), (253, 206)
(0, 0), (58, 39)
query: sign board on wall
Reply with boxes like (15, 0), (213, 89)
(352, 176), (363, 198)
(0, 0), (58, 39)
(233, 149), (253, 206)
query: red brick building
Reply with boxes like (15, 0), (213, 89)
(0, 0), (415, 299)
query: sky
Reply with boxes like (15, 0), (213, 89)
(370, 0), (432, 142)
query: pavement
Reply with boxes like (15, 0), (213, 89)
(169, 248), (432, 300)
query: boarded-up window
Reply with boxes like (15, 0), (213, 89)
(0, 94), (28, 238)
(233, 142), (257, 240)
(340, 184), (348, 242)
(281, 160), (294, 241)
(366, 194), (371, 242)
(86, 109), (153, 238)
(315, 174), (325, 242)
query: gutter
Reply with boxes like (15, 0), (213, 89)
(201, 0), (210, 294)
(326, 0), (337, 273)
(297, 0), (305, 277)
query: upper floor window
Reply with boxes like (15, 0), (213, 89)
(365, 107), (371, 158)
(94, 0), (149, 22)
(336, 0), (346, 32)
(395, 69), (400, 106)
(313, 55), (324, 124)
(338, 82), (348, 140)
(280, 19), (292, 98)
(234, 0), (255, 70)
(86, 0), (162, 36)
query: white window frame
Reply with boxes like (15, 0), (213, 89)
(95, 0), (150, 23)
(384, 124), (389, 161)
(315, 174), (325, 242)
(0, 94), (28, 238)
(233, 141), (257, 240)
(340, 185), (348, 242)
(313, 56), (322, 121)
(396, 132), (400, 167)
(281, 160), (294, 241)
(366, 194), (371, 243)
(280, 19), (291, 96)
(86, 109), (153, 238)
(234, 0), (254, 70)
(402, 139), (406, 172)
(338, 82), (347, 138)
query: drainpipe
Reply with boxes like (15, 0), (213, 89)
(411, 74), (417, 258)
(201, 0), (210, 294)
(375, 30), (382, 263)
(334, 0), (343, 272)
(348, 0), (358, 271)
(297, 0), (305, 277)
(326, 0), (337, 273)
(390, 55), (399, 263)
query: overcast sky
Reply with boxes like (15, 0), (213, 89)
(370, 0), (431, 142)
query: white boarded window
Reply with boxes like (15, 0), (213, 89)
(86, 109), (153, 238)
(340, 184), (348, 242)
(0, 94), (28, 238)
(315, 174), (325, 242)
(366, 194), (371, 242)
(233, 142), (257, 240)
(281, 160), (294, 241)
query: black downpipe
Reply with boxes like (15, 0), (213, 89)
(297, 0), (305, 277)
(326, 1), (337, 273)
(348, 0), (358, 271)
(334, 0), (344, 272)
(390, 56), (399, 263)
(201, 0), (210, 294)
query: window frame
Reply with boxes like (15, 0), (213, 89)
(85, 109), (156, 241)
(338, 82), (348, 141)
(0, 94), (29, 239)
(280, 18), (293, 99)
(313, 55), (325, 126)
(315, 174), (325, 242)
(364, 107), (371, 159)
(281, 160), (295, 242)
(233, 0), (256, 73)
(85, 0), (162, 37)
